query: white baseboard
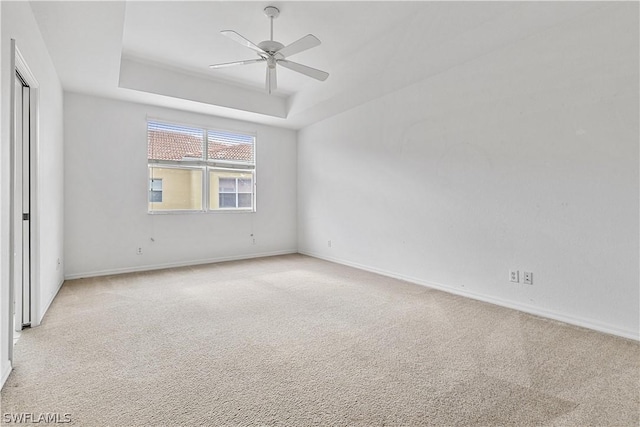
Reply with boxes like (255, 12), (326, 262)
(299, 250), (639, 342)
(36, 278), (65, 327)
(64, 250), (298, 280)
(1, 362), (12, 390)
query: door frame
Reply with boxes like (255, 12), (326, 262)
(8, 41), (40, 361)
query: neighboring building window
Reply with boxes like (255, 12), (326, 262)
(149, 178), (163, 202)
(219, 177), (253, 208)
(147, 120), (255, 212)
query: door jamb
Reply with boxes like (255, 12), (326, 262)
(14, 44), (40, 328)
(9, 42), (40, 366)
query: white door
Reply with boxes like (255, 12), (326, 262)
(14, 71), (31, 330)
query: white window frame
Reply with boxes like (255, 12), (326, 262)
(147, 119), (256, 214)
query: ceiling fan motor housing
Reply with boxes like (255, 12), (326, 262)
(258, 40), (284, 55)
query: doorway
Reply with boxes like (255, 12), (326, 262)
(13, 71), (31, 330)
(7, 41), (40, 369)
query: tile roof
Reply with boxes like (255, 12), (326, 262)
(148, 130), (254, 162)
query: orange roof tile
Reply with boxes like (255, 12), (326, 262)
(148, 130), (254, 162)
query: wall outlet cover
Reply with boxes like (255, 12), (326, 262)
(509, 270), (519, 283)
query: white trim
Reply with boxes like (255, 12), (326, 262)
(299, 250), (640, 342)
(8, 40), (16, 363)
(27, 75), (40, 327)
(14, 48), (39, 88)
(1, 362), (12, 390)
(37, 278), (64, 326)
(64, 250), (297, 280)
(12, 45), (40, 330)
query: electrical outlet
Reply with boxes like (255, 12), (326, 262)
(137, 247), (143, 255)
(509, 270), (519, 283)
(328, 240), (332, 248)
(252, 238), (256, 245)
(523, 271), (533, 285)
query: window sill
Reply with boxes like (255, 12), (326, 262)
(147, 209), (256, 215)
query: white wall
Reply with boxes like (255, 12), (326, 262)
(0, 0), (6, 388)
(64, 93), (297, 278)
(298, 4), (639, 339)
(1, 1), (65, 387)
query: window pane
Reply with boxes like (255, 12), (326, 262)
(238, 194), (252, 208)
(150, 178), (163, 191)
(238, 178), (252, 193)
(218, 178), (236, 193)
(219, 194), (236, 208)
(209, 169), (253, 210)
(207, 130), (254, 163)
(148, 121), (204, 161)
(149, 167), (203, 211)
(149, 191), (163, 203)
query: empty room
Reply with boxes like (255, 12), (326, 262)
(1, 1), (638, 425)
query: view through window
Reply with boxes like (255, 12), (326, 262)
(147, 120), (256, 212)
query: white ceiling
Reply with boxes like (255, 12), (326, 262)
(29, 1), (603, 129)
(122, 1), (426, 95)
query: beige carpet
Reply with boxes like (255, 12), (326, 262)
(1, 254), (638, 426)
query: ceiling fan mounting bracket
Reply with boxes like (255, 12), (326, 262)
(264, 6), (280, 19)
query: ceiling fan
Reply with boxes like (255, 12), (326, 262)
(209, 6), (329, 94)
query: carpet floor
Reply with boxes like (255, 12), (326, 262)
(1, 254), (638, 426)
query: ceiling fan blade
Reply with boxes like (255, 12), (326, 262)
(266, 66), (277, 94)
(277, 60), (329, 81)
(277, 34), (321, 59)
(221, 30), (266, 55)
(209, 58), (265, 69)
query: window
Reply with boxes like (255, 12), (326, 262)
(149, 178), (163, 202)
(217, 176), (253, 208)
(147, 120), (255, 212)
